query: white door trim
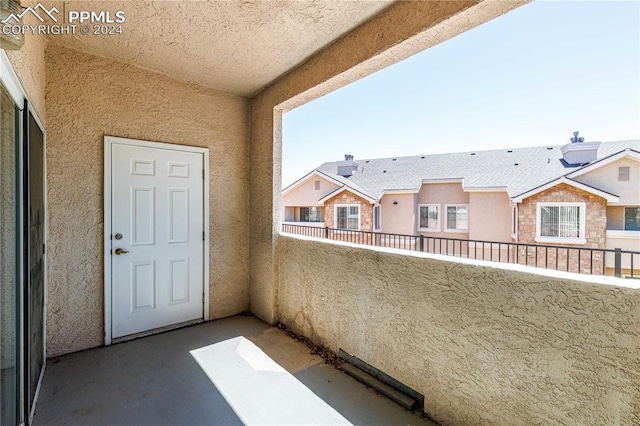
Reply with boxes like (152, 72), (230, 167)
(103, 135), (210, 345)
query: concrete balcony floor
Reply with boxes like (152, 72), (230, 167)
(34, 315), (434, 425)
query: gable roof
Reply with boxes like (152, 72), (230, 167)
(317, 186), (377, 204)
(511, 177), (620, 203)
(309, 140), (639, 200)
(565, 148), (640, 179)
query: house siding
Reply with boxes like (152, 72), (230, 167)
(282, 175), (340, 208)
(468, 192), (512, 242)
(324, 191), (373, 232)
(417, 182), (470, 239)
(379, 193), (416, 235)
(573, 157), (640, 205)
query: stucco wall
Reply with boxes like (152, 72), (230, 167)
(282, 175), (339, 207)
(45, 44), (250, 356)
(574, 157), (640, 205)
(379, 193), (416, 235)
(276, 235), (640, 425)
(468, 192), (512, 242)
(607, 206), (625, 230)
(6, 20), (47, 123)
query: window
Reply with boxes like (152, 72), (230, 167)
(512, 206), (517, 235)
(418, 204), (439, 230)
(445, 205), (468, 231)
(624, 207), (640, 231)
(335, 205), (359, 230)
(618, 167), (630, 181)
(284, 206), (295, 221)
(536, 202), (586, 243)
(300, 207), (322, 222)
(314, 180), (320, 190)
(374, 205), (381, 230)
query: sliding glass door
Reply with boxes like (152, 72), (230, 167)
(25, 105), (45, 421)
(0, 74), (46, 426)
(0, 84), (20, 425)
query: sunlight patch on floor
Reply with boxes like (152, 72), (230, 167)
(191, 337), (352, 425)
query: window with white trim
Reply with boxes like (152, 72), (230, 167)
(536, 202), (586, 242)
(335, 204), (359, 230)
(445, 204), (468, 231)
(418, 204), (439, 230)
(373, 205), (381, 230)
(512, 206), (517, 234)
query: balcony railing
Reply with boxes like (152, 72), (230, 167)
(282, 224), (640, 278)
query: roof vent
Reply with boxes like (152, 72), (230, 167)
(470, 152), (476, 156)
(507, 150), (513, 153)
(337, 154), (358, 177)
(421, 156), (425, 159)
(560, 132), (600, 166)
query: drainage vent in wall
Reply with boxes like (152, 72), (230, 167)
(338, 349), (424, 411)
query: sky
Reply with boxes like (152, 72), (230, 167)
(281, 0), (640, 186)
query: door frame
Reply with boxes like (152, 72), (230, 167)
(103, 136), (210, 346)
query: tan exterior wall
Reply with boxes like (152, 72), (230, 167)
(277, 235), (640, 425)
(45, 44), (250, 356)
(6, 31), (47, 123)
(379, 193), (416, 235)
(323, 191), (373, 232)
(468, 192), (512, 242)
(249, 0), (527, 323)
(282, 175), (340, 207)
(605, 232), (640, 272)
(417, 182), (470, 238)
(607, 206), (625, 230)
(574, 157), (640, 205)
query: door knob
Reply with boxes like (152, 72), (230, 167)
(114, 248), (130, 255)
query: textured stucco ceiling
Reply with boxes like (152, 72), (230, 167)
(45, 0), (394, 96)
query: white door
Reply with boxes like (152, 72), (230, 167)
(110, 142), (204, 339)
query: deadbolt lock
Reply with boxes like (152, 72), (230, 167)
(114, 233), (123, 240)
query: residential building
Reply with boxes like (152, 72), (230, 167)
(282, 138), (640, 272)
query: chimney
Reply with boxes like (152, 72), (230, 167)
(560, 131), (600, 166)
(337, 154), (358, 177)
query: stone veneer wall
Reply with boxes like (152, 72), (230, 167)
(517, 183), (607, 274)
(276, 235), (640, 425)
(323, 191), (373, 232)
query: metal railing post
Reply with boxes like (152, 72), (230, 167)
(614, 248), (622, 278)
(324, 226), (329, 239)
(419, 234), (424, 252)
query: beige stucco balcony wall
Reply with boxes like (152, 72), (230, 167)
(43, 44), (250, 356)
(276, 234), (640, 425)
